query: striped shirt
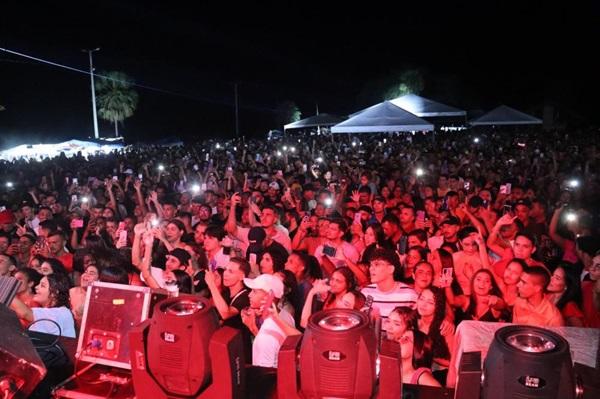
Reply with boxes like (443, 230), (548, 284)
(361, 282), (418, 325)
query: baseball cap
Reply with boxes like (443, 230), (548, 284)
(514, 198), (532, 208)
(243, 274), (284, 299)
(248, 226), (266, 243)
(269, 181), (280, 191)
(440, 216), (461, 226)
(168, 248), (192, 266)
(124, 168), (134, 175)
(247, 226), (266, 254)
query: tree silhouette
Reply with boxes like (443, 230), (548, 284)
(95, 71), (139, 137)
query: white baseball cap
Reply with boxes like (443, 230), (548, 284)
(243, 274), (284, 299)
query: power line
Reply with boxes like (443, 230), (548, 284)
(0, 46), (277, 113)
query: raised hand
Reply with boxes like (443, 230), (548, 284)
(312, 279), (330, 294)
(142, 231), (155, 247)
(15, 223), (28, 237)
(134, 222), (147, 236)
(230, 192), (242, 208)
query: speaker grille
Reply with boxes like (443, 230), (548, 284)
(159, 345), (183, 368)
(319, 364), (351, 392)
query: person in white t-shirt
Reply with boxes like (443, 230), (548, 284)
(361, 248), (418, 326)
(240, 274), (300, 368)
(10, 272), (76, 338)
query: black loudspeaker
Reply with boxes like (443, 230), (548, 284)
(454, 351), (481, 399)
(0, 304), (47, 399)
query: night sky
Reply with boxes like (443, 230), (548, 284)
(1, 1), (598, 146)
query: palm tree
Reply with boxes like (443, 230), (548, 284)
(95, 71), (139, 137)
(383, 69), (425, 100)
(275, 100), (301, 127)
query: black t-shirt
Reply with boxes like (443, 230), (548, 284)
(222, 288), (252, 363)
(222, 288), (250, 330)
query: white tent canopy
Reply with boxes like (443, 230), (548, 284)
(0, 139), (124, 161)
(331, 101), (434, 133)
(284, 113), (345, 131)
(389, 93), (466, 117)
(469, 105), (542, 126)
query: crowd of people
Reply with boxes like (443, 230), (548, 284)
(2, 126), (600, 388)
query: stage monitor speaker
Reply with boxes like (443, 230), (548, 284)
(76, 281), (166, 369)
(0, 304), (46, 399)
(377, 338), (402, 399)
(454, 351), (481, 399)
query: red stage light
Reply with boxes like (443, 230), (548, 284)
(299, 309), (377, 398)
(146, 296), (219, 396)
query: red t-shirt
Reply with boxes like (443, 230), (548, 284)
(56, 253), (74, 273)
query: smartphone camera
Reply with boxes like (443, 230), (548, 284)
(397, 236), (408, 255)
(322, 245), (337, 257)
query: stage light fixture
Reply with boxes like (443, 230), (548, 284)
(278, 309), (377, 399)
(482, 325), (577, 399)
(129, 296), (245, 399)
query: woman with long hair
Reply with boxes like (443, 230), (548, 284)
(10, 272), (76, 337)
(300, 266), (365, 328)
(360, 223), (392, 263)
(345, 223), (389, 287)
(498, 258), (526, 308)
(259, 247), (287, 275)
(448, 269), (506, 323)
(39, 257), (69, 276)
(275, 269), (301, 319)
(385, 306), (441, 387)
(284, 251), (322, 314)
(412, 261), (435, 294)
(546, 265), (585, 327)
(14, 268), (42, 327)
(69, 259), (102, 323)
(402, 246), (428, 283)
(416, 287), (453, 385)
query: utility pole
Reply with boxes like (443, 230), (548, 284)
(83, 48), (100, 139)
(234, 83), (240, 138)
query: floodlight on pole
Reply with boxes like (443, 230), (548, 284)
(83, 48), (101, 139)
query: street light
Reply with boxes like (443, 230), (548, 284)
(83, 48), (101, 139)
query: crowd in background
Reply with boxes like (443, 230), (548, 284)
(2, 126), (600, 387)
